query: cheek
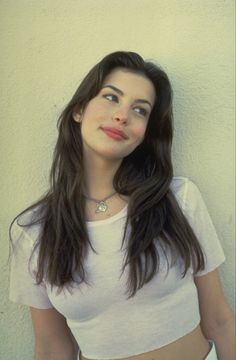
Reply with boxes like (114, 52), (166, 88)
(86, 103), (105, 117)
(132, 123), (147, 142)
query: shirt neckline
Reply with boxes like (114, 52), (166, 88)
(86, 204), (128, 227)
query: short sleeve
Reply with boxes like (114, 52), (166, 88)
(180, 178), (226, 276)
(9, 217), (53, 309)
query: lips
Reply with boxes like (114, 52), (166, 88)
(101, 127), (128, 140)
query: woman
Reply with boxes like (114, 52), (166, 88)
(9, 51), (235, 360)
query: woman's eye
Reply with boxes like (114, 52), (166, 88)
(104, 94), (118, 102)
(134, 107), (148, 117)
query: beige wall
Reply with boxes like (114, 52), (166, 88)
(0, 1), (235, 358)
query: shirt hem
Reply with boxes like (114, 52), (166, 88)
(78, 321), (201, 359)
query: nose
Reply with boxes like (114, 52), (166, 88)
(112, 108), (129, 125)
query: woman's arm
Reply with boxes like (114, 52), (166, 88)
(194, 269), (235, 360)
(30, 307), (79, 360)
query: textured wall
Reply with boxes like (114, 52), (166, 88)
(0, 1), (234, 359)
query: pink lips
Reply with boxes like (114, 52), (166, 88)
(101, 127), (128, 140)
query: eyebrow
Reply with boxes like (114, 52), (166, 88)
(101, 84), (153, 108)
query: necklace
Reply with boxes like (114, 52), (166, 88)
(84, 191), (117, 213)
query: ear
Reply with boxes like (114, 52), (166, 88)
(72, 110), (82, 123)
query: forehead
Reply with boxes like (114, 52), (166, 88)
(102, 68), (156, 105)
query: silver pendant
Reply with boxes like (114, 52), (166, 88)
(95, 201), (108, 213)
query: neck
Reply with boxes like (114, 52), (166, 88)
(83, 156), (121, 199)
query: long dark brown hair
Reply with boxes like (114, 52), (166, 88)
(10, 51), (205, 298)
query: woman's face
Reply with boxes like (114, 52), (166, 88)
(73, 68), (156, 162)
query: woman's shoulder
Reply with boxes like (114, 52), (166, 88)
(11, 205), (43, 247)
(170, 176), (188, 191)
(170, 176), (190, 199)
(170, 176), (201, 211)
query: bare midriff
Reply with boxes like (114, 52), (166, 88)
(80, 325), (211, 360)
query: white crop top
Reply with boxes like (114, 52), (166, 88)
(9, 177), (226, 359)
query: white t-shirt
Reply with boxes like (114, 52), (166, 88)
(9, 177), (225, 359)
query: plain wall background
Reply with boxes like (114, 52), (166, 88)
(0, 1), (235, 359)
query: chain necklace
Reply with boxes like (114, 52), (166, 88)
(84, 191), (117, 213)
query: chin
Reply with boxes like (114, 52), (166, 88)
(84, 142), (137, 161)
